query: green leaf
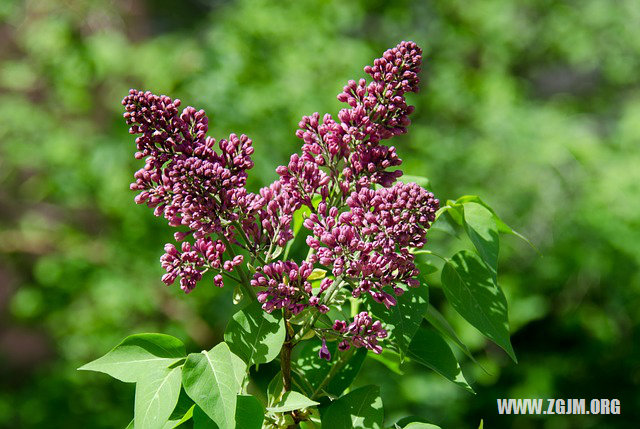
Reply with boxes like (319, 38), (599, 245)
(161, 389), (194, 428)
(125, 420), (133, 429)
(230, 351), (247, 388)
(367, 349), (404, 375)
(266, 391), (319, 413)
(235, 395), (264, 429)
(191, 396), (263, 429)
(463, 202), (499, 277)
(182, 343), (245, 429)
(294, 339), (367, 397)
(224, 300), (285, 366)
(453, 195), (536, 250)
(404, 423), (442, 429)
(478, 419), (484, 429)
(307, 268), (327, 281)
(407, 327), (474, 393)
(441, 251), (516, 362)
(78, 333), (185, 382)
(394, 416), (432, 427)
(322, 385), (383, 429)
(415, 259), (439, 276)
(192, 406), (217, 429)
(430, 210), (463, 238)
(398, 174), (431, 189)
(134, 364), (182, 429)
(367, 286), (429, 355)
(266, 371), (284, 407)
(424, 305), (478, 365)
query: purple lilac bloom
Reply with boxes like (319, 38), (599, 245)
(123, 89), (254, 290)
(251, 260), (329, 315)
(333, 312), (388, 354)
(305, 182), (439, 306)
(318, 338), (332, 361)
(243, 180), (300, 249)
(123, 43), (436, 358)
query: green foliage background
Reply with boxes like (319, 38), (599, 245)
(1, 0), (639, 427)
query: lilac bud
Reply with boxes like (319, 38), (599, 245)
(319, 339), (331, 361)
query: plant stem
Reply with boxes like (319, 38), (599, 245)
(232, 220), (267, 266)
(311, 347), (355, 399)
(281, 310), (295, 392)
(292, 276), (343, 344)
(220, 235), (256, 300)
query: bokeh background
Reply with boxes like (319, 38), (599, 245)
(1, 1), (639, 428)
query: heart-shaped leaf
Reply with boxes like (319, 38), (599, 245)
(224, 301), (285, 366)
(182, 343), (245, 429)
(322, 385), (383, 429)
(78, 333), (185, 382)
(134, 364), (182, 429)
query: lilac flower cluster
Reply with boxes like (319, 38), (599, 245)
(124, 42), (436, 357)
(331, 312), (388, 355)
(305, 182), (438, 308)
(123, 90), (257, 292)
(251, 261), (330, 315)
(160, 239), (243, 292)
(288, 41), (423, 200)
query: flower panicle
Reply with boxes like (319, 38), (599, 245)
(124, 42), (437, 357)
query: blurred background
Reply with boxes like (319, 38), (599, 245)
(1, 0), (639, 428)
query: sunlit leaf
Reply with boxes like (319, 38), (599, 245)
(322, 385), (383, 429)
(224, 301), (285, 366)
(463, 202), (499, 277)
(182, 343), (244, 429)
(134, 365), (182, 429)
(78, 334), (185, 383)
(266, 391), (319, 413)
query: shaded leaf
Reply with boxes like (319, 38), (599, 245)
(78, 333), (185, 382)
(235, 395), (264, 429)
(454, 195), (535, 250)
(295, 339), (367, 398)
(192, 406), (216, 429)
(367, 349), (404, 375)
(430, 210), (463, 238)
(424, 305), (478, 365)
(161, 388), (194, 428)
(441, 251), (516, 362)
(267, 371), (284, 407)
(408, 327), (474, 393)
(367, 286), (429, 354)
(322, 385), (383, 429)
